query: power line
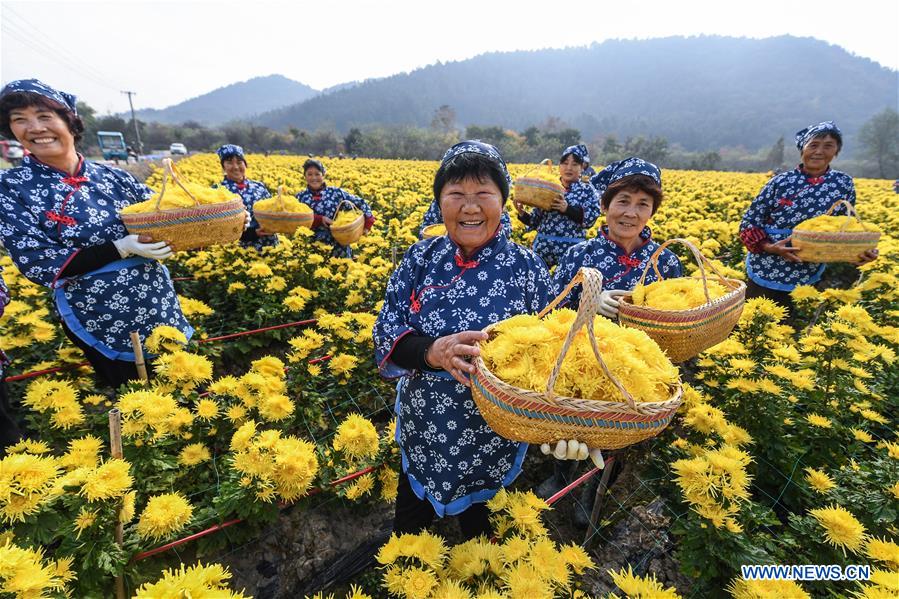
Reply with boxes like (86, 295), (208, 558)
(1, 7), (123, 92)
(2, 5), (121, 86)
(1, 28), (122, 93)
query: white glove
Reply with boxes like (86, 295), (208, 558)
(244, 210), (252, 230)
(113, 235), (172, 260)
(540, 440), (604, 468)
(598, 289), (627, 319)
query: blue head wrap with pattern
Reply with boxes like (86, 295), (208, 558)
(0, 79), (78, 115)
(561, 144), (590, 166)
(795, 121), (842, 151)
(590, 156), (661, 198)
(436, 140), (512, 199)
(216, 144), (246, 163)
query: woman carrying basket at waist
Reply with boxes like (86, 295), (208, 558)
(513, 144), (601, 269)
(296, 158), (374, 257)
(374, 140), (599, 539)
(0, 79), (193, 388)
(554, 157), (683, 315)
(739, 121), (877, 316)
(215, 144), (278, 251)
(533, 157), (683, 512)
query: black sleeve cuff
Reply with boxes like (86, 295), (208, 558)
(517, 211), (532, 227)
(563, 204), (584, 223)
(59, 242), (121, 278)
(391, 334), (438, 372)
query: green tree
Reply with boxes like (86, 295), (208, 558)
(765, 136), (784, 171)
(858, 108), (899, 178)
(430, 105), (456, 134)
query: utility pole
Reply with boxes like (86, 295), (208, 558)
(121, 90), (143, 155)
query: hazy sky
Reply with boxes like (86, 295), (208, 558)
(2, 0), (897, 115)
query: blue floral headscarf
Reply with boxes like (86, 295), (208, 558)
(795, 121), (842, 151)
(216, 144), (246, 163)
(0, 79), (77, 115)
(435, 140), (512, 199)
(590, 156), (662, 198)
(561, 144), (590, 166)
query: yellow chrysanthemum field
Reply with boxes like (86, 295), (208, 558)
(1, 152), (896, 598)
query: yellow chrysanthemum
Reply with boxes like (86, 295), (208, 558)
(80, 459), (133, 502)
(133, 562), (248, 598)
(178, 443), (212, 466)
(865, 537), (899, 570)
(609, 565), (682, 598)
(135, 492), (194, 541)
(809, 505), (867, 554)
(804, 467), (836, 494)
(144, 325), (188, 354)
(333, 413), (380, 460)
(727, 577), (810, 599)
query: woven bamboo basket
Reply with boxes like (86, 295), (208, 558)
(120, 159), (245, 252)
(514, 160), (563, 211)
(791, 200), (880, 263)
(254, 186), (314, 235)
(617, 238), (746, 363)
(471, 267), (683, 450)
(421, 223), (447, 239)
(330, 200), (365, 246)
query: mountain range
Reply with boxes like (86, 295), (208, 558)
(133, 37), (898, 153)
(130, 74), (319, 125)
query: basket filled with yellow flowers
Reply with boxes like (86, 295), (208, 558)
(618, 238), (746, 363)
(330, 200), (365, 245)
(513, 159), (563, 211)
(472, 267), (683, 450)
(119, 158), (246, 251)
(253, 185), (314, 235)
(791, 200), (881, 263)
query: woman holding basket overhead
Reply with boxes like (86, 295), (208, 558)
(739, 121), (877, 313)
(296, 158), (374, 257)
(215, 144), (278, 250)
(0, 79), (192, 388)
(513, 144), (601, 269)
(375, 141), (597, 538)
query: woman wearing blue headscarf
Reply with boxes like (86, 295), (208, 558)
(739, 121), (878, 313)
(0, 79), (193, 388)
(296, 158), (374, 257)
(214, 144), (277, 250)
(374, 140), (599, 539)
(512, 144), (601, 269)
(553, 157), (682, 316)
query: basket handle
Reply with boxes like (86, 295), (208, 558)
(541, 267), (638, 411)
(636, 238), (739, 304)
(823, 199), (859, 232)
(331, 198), (360, 220)
(276, 185), (285, 212)
(155, 158), (199, 211)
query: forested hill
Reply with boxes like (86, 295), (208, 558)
(257, 36), (896, 153)
(131, 75), (318, 126)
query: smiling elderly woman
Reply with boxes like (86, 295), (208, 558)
(739, 120), (877, 315)
(373, 140), (551, 538)
(215, 144), (277, 250)
(513, 143), (601, 269)
(553, 157), (683, 316)
(0, 79), (192, 388)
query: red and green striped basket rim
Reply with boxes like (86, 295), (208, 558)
(472, 372), (677, 431)
(619, 296), (744, 330)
